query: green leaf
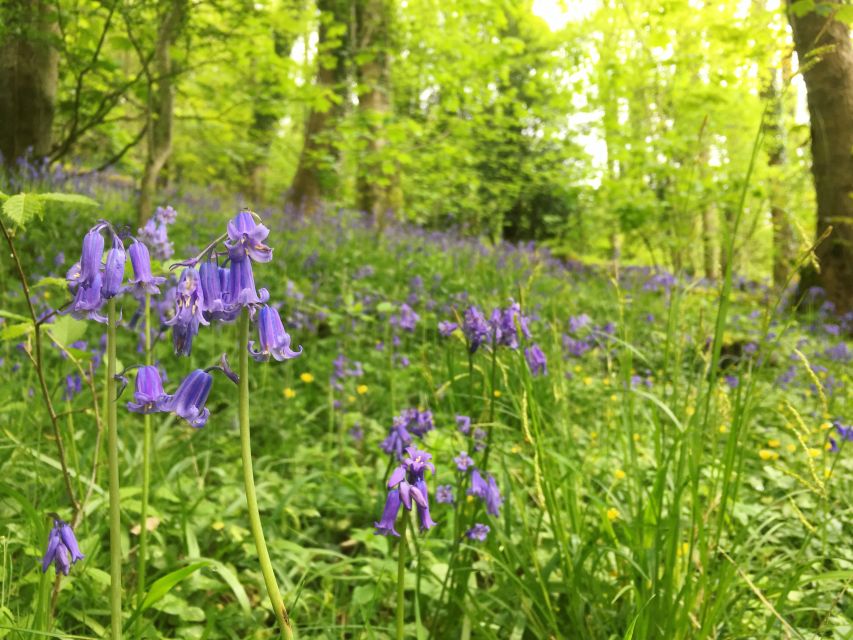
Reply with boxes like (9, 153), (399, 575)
(32, 276), (69, 290)
(0, 310), (29, 322)
(835, 5), (853, 23)
(790, 0), (815, 17)
(46, 315), (88, 347)
(0, 322), (33, 341)
(140, 561), (210, 611)
(2, 194), (44, 229)
(39, 192), (99, 208)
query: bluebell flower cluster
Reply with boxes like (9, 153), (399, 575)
(375, 447), (437, 536)
(380, 408), (435, 459)
(439, 301), (534, 354)
(42, 519), (84, 575)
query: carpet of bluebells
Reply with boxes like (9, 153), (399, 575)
(1, 167), (853, 639)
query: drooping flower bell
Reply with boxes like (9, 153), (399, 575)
(462, 306), (491, 354)
(79, 226), (105, 285)
(225, 256), (269, 307)
(490, 301), (531, 350)
(101, 236), (127, 299)
(166, 267), (208, 355)
(42, 519), (85, 575)
(524, 343), (547, 376)
(376, 446), (437, 536)
(160, 369), (213, 428)
(127, 239), (166, 296)
(468, 469), (503, 516)
(199, 258), (229, 319)
(68, 273), (107, 323)
(225, 210), (273, 263)
(127, 365), (168, 413)
(249, 305), (302, 362)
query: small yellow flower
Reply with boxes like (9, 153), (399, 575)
(583, 376), (593, 386)
(511, 444), (522, 454)
(574, 365), (582, 373)
(677, 542), (690, 557)
(614, 469), (626, 481)
(808, 448), (821, 459)
(283, 387), (296, 399)
(820, 421), (832, 431)
(759, 449), (779, 461)
(493, 390), (502, 398)
(825, 441), (833, 451)
(347, 395), (355, 403)
(719, 424), (728, 434)
(767, 438), (781, 448)
(632, 433), (640, 442)
(356, 384), (368, 395)
(825, 469), (832, 479)
(610, 394), (618, 402)
(590, 431), (598, 440)
(212, 521), (225, 531)
(686, 406), (696, 417)
(466, 495), (475, 504)
(786, 443), (796, 453)
(603, 377), (611, 386)
(606, 508), (620, 521)
(300, 373), (314, 383)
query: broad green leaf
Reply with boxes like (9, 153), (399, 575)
(0, 321), (33, 341)
(790, 0), (815, 17)
(836, 5), (853, 23)
(2, 194), (44, 229)
(46, 315), (87, 346)
(39, 192), (99, 208)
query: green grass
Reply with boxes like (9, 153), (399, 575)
(0, 184), (851, 639)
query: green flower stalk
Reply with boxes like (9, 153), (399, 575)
(136, 293), (152, 625)
(239, 308), (294, 639)
(106, 298), (123, 639)
(396, 513), (408, 640)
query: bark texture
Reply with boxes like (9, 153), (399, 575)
(0, 1), (59, 166)
(788, 1), (853, 313)
(138, 0), (186, 226)
(287, 0), (349, 215)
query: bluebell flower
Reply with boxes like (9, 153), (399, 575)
(456, 415), (471, 435)
(63, 374), (82, 401)
(127, 239), (165, 296)
(42, 519), (84, 575)
(436, 485), (454, 504)
(438, 321), (458, 337)
(225, 257), (269, 307)
(568, 314), (591, 334)
(381, 415), (413, 459)
(524, 344), (547, 376)
(391, 303), (419, 332)
(166, 267), (208, 355)
(462, 306), (490, 354)
(127, 365), (168, 413)
(466, 523), (490, 541)
(155, 205), (178, 225)
(378, 446), (437, 535)
(249, 305), (302, 362)
(454, 451), (474, 472)
(468, 469), (502, 516)
(374, 489), (402, 536)
(79, 226), (105, 285)
(101, 236), (126, 299)
(68, 273), (107, 323)
(226, 210), (273, 263)
(160, 369), (213, 427)
(198, 259), (232, 320)
(490, 301), (530, 349)
(138, 218), (174, 261)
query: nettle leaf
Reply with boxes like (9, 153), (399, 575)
(32, 276), (69, 290)
(46, 315), (88, 346)
(39, 192), (100, 208)
(2, 194), (44, 229)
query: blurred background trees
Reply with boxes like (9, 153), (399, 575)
(1, 0), (851, 309)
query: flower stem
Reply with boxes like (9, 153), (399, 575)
(396, 512), (408, 640)
(136, 294), (152, 628)
(238, 309), (293, 639)
(106, 298), (123, 640)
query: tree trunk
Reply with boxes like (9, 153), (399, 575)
(287, 0), (348, 215)
(355, 0), (398, 228)
(0, 1), (59, 167)
(138, 0), (186, 227)
(787, 1), (853, 314)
